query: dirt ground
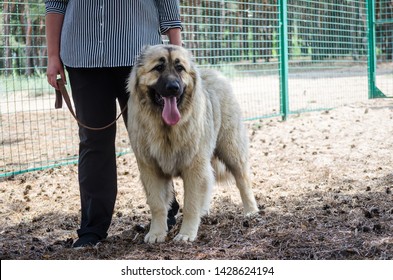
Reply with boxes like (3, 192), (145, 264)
(1, 98), (392, 260)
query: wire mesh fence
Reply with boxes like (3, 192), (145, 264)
(287, 0), (369, 113)
(1, 1), (80, 177)
(1, 0), (392, 177)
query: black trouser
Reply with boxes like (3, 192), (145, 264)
(66, 67), (131, 239)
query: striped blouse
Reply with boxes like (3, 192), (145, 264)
(45, 0), (182, 68)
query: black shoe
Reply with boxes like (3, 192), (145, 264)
(167, 198), (179, 231)
(72, 233), (101, 248)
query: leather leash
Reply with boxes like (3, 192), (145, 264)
(55, 78), (127, 131)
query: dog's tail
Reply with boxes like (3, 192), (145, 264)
(211, 157), (234, 185)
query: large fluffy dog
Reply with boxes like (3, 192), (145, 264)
(126, 45), (259, 243)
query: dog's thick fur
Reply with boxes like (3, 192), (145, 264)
(126, 45), (259, 243)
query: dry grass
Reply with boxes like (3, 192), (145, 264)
(1, 99), (392, 260)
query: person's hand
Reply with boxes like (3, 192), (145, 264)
(46, 55), (66, 90)
(166, 28), (182, 47)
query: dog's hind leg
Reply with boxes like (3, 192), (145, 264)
(231, 165), (259, 215)
(216, 137), (259, 215)
(174, 159), (214, 242)
(138, 162), (173, 243)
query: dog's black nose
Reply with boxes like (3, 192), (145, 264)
(166, 80), (180, 93)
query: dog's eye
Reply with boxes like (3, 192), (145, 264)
(175, 65), (185, 72)
(153, 64), (165, 72)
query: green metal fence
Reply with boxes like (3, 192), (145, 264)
(1, 0), (392, 177)
(374, 0), (393, 97)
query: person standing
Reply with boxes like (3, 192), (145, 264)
(45, 0), (182, 248)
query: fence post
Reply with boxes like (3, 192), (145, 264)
(279, 0), (289, 120)
(367, 0), (389, 99)
(367, 0), (377, 99)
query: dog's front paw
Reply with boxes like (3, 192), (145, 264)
(244, 203), (260, 216)
(144, 231), (167, 243)
(173, 233), (197, 242)
(245, 208), (260, 217)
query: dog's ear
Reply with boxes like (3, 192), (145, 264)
(141, 45), (152, 54)
(186, 49), (198, 75)
(184, 48), (197, 70)
(184, 51), (200, 90)
(135, 45), (151, 67)
(128, 46), (152, 94)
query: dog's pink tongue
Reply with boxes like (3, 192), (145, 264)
(162, 96), (181, 126)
